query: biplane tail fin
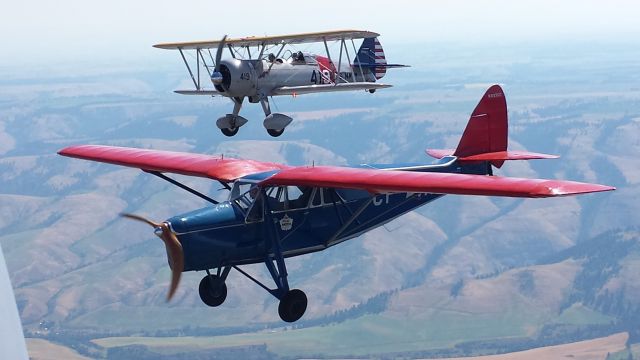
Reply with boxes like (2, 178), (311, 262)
(355, 37), (388, 80)
(426, 85), (558, 168)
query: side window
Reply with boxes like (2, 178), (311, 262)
(265, 186), (312, 212)
(287, 186), (312, 209)
(245, 190), (263, 223)
(322, 188), (344, 204)
(311, 188), (322, 207)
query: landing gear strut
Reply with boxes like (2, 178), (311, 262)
(217, 97), (247, 137)
(230, 187), (307, 322)
(261, 97), (292, 137)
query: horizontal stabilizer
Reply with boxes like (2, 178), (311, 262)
(426, 149), (559, 161)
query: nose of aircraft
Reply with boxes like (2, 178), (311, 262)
(211, 71), (223, 85)
(168, 202), (242, 234)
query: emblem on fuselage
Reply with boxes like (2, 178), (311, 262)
(279, 214), (293, 231)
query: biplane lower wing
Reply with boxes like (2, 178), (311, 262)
(174, 90), (221, 96)
(58, 145), (614, 198)
(272, 82), (391, 96)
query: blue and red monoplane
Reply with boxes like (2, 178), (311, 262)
(58, 85), (614, 322)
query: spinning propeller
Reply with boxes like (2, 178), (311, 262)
(211, 35), (228, 88)
(121, 213), (184, 301)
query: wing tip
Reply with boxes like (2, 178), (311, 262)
(539, 182), (616, 197)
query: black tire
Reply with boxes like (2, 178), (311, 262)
(368, 89), (376, 94)
(221, 127), (239, 137)
(278, 289), (307, 322)
(199, 275), (227, 307)
(267, 128), (284, 137)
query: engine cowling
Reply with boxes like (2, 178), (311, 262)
(213, 59), (257, 97)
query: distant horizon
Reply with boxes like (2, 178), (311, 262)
(2, 0), (639, 67)
(1, 37), (639, 76)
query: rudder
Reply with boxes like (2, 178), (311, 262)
(355, 37), (387, 80)
(453, 85), (507, 164)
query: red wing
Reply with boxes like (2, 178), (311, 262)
(260, 166), (614, 198)
(58, 145), (289, 182)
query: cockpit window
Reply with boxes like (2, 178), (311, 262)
(311, 188), (346, 207)
(264, 186), (313, 212)
(230, 182), (263, 222)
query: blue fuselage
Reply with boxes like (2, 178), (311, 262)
(167, 157), (487, 272)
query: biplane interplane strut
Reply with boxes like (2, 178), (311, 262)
(154, 30), (408, 137)
(58, 85), (614, 323)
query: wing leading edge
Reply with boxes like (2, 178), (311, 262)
(58, 146), (614, 198)
(260, 166), (614, 198)
(58, 145), (289, 183)
(154, 30), (380, 50)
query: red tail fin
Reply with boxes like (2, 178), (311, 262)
(426, 85), (558, 168)
(453, 85), (508, 163)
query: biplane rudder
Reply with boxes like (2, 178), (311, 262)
(355, 37), (388, 80)
(426, 85), (558, 169)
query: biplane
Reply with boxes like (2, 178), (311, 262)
(58, 85), (614, 323)
(154, 30), (407, 137)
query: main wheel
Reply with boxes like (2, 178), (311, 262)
(278, 289), (307, 322)
(267, 128), (284, 137)
(368, 89), (376, 94)
(199, 275), (227, 307)
(221, 127), (239, 137)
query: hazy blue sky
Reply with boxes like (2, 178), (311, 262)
(1, 0), (639, 65)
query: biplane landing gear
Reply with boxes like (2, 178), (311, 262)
(260, 97), (292, 137)
(217, 97), (247, 137)
(199, 268), (230, 307)
(220, 127), (239, 137)
(368, 89), (376, 94)
(267, 128), (284, 137)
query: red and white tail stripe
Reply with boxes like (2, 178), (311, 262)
(374, 38), (387, 80)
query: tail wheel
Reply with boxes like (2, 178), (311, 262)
(278, 289), (307, 322)
(199, 275), (227, 307)
(221, 127), (239, 137)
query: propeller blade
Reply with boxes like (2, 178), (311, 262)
(120, 213), (184, 301)
(158, 224), (184, 301)
(120, 213), (160, 228)
(214, 34), (228, 72)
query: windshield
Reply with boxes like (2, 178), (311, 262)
(230, 182), (263, 222)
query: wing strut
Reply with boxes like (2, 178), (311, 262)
(179, 48), (199, 90)
(326, 197), (373, 246)
(351, 39), (364, 81)
(145, 171), (219, 204)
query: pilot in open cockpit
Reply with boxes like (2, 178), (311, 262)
(291, 51), (305, 64)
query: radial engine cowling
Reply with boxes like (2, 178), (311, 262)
(213, 59), (257, 97)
